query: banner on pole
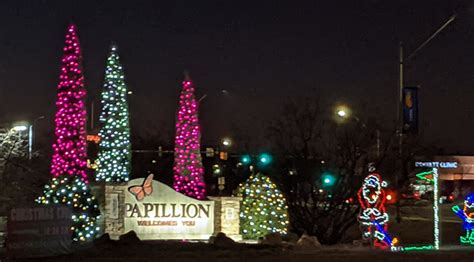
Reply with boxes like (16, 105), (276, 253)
(402, 87), (419, 133)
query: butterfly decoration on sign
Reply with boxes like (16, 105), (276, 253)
(128, 174), (154, 201)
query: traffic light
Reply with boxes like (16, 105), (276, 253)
(385, 190), (397, 204)
(219, 151), (228, 160)
(240, 154), (251, 165)
(158, 146), (163, 157)
(321, 172), (336, 187)
(212, 164), (222, 176)
(205, 147), (215, 157)
(258, 153), (272, 165)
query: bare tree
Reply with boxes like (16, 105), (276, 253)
(267, 98), (386, 244)
(0, 128), (28, 177)
(0, 127), (36, 214)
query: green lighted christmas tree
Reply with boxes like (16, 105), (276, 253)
(95, 44), (131, 182)
(37, 24), (100, 242)
(37, 176), (100, 241)
(236, 172), (289, 239)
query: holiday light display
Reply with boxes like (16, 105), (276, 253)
(398, 245), (435, 251)
(37, 24), (100, 241)
(172, 74), (206, 199)
(37, 176), (100, 241)
(236, 173), (289, 239)
(95, 44), (131, 182)
(452, 192), (474, 245)
(433, 168), (440, 249)
(415, 170), (434, 183)
(49, 25), (88, 181)
(357, 172), (391, 249)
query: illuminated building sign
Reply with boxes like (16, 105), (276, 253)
(118, 176), (215, 240)
(414, 161), (458, 169)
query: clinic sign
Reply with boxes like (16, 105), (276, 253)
(415, 161), (458, 169)
(122, 175), (214, 240)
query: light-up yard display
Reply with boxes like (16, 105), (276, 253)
(393, 168), (439, 251)
(357, 172), (392, 249)
(452, 192), (474, 245)
(414, 168), (440, 250)
(433, 168), (440, 249)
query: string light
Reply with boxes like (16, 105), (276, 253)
(172, 75), (206, 199)
(37, 24), (100, 242)
(396, 245), (435, 251)
(236, 173), (289, 240)
(95, 44), (131, 182)
(433, 168), (440, 249)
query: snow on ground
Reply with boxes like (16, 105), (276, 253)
(3, 204), (473, 261)
(4, 240), (474, 262)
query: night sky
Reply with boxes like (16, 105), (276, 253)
(0, 1), (473, 152)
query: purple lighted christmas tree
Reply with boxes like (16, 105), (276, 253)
(37, 24), (100, 242)
(172, 74), (206, 199)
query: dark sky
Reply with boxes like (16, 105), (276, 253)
(0, 0), (473, 152)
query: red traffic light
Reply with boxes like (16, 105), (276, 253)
(385, 190), (397, 204)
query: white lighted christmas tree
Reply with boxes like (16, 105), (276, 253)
(95, 44), (131, 182)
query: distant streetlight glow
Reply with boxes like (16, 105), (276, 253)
(222, 137), (232, 147)
(334, 105), (351, 121)
(337, 110), (347, 118)
(12, 123), (28, 132)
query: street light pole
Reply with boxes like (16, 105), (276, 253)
(28, 116), (45, 160)
(28, 125), (33, 160)
(396, 13), (457, 223)
(396, 41), (404, 223)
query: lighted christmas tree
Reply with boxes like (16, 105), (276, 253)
(37, 24), (100, 242)
(172, 74), (206, 199)
(237, 173), (289, 239)
(95, 44), (131, 182)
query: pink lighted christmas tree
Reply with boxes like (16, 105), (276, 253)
(37, 24), (100, 242)
(173, 74), (206, 199)
(50, 24), (88, 181)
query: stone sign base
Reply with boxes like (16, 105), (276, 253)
(209, 197), (242, 241)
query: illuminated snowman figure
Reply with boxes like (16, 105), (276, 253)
(358, 173), (390, 248)
(452, 193), (474, 245)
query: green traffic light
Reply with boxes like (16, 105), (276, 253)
(258, 153), (272, 165)
(241, 155), (251, 165)
(321, 172), (336, 187)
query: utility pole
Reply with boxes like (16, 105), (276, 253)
(396, 42), (403, 223)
